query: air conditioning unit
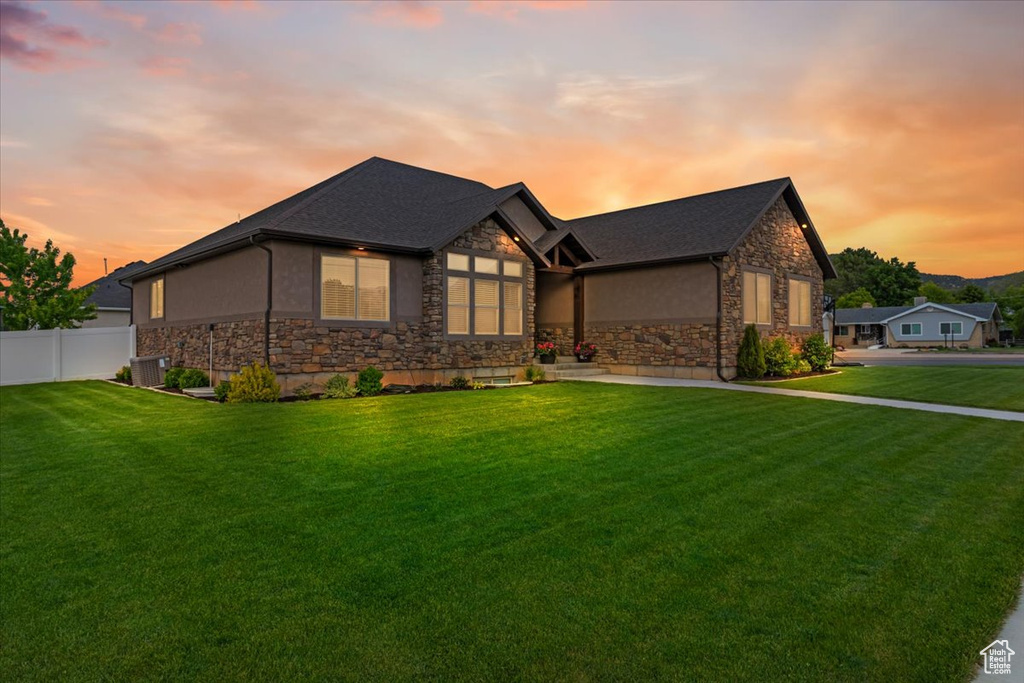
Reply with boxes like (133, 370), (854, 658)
(130, 355), (170, 387)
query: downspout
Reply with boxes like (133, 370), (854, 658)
(708, 257), (729, 382)
(250, 236), (273, 368)
(118, 280), (134, 325)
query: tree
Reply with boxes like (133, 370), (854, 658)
(918, 281), (956, 304)
(736, 324), (766, 379)
(836, 287), (876, 309)
(957, 284), (988, 303)
(0, 219), (96, 330)
(825, 247), (921, 306)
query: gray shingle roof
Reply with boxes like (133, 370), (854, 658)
(125, 158), (524, 281)
(836, 302), (999, 324)
(564, 178), (835, 274)
(82, 261), (147, 309)
(124, 158), (834, 282)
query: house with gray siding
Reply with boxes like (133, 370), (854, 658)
(121, 157), (835, 389)
(834, 300), (1001, 348)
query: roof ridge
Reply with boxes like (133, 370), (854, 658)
(261, 157), (379, 231)
(369, 156), (495, 191)
(568, 177), (791, 223)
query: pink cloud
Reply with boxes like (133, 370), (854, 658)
(365, 1), (443, 29)
(77, 0), (147, 30)
(468, 0), (586, 21)
(153, 21), (203, 46)
(139, 55), (191, 78)
(209, 0), (265, 11)
(0, 0), (105, 72)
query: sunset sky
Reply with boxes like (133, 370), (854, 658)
(1, 0), (1022, 284)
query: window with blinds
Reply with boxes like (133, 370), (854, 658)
(150, 278), (164, 319)
(448, 277), (469, 335)
(788, 278), (811, 327)
(475, 279), (499, 335)
(742, 271), (772, 325)
(503, 281), (522, 335)
(321, 255), (389, 321)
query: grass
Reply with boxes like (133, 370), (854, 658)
(2, 381), (1023, 681)
(745, 365), (1024, 412)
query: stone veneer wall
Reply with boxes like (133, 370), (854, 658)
(537, 325), (574, 356)
(719, 197), (824, 375)
(137, 219), (536, 390)
(585, 323), (718, 379)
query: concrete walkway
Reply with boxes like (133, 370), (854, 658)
(570, 374), (1024, 423)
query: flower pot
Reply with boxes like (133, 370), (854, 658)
(540, 355), (555, 365)
(576, 356), (592, 363)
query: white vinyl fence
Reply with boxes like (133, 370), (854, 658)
(0, 325), (136, 386)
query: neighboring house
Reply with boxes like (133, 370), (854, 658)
(80, 261), (147, 328)
(121, 157), (835, 389)
(834, 299), (1002, 348)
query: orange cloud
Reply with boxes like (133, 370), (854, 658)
(364, 1), (443, 29)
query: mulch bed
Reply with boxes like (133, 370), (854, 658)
(747, 370), (841, 382)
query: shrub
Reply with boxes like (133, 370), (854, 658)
(177, 368), (210, 389)
(736, 324), (766, 379)
(801, 333), (832, 372)
(520, 365), (546, 382)
(449, 375), (470, 390)
(163, 367), (184, 389)
(472, 381), (486, 390)
(795, 358), (812, 374)
(293, 382), (316, 401)
(226, 363), (280, 403)
(115, 365), (132, 383)
(323, 374), (358, 399)
(213, 380), (231, 402)
(357, 365), (384, 397)
(764, 337), (796, 377)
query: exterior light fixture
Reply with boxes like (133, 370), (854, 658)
(800, 223), (808, 229)
(357, 247), (366, 251)
(513, 236), (520, 242)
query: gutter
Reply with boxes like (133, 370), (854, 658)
(250, 236), (273, 368)
(708, 257), (729, 382)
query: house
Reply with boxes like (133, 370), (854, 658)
(834, 299), (1002, 348)
(80, 261), (147, 328)
(120, 157), (835, 389)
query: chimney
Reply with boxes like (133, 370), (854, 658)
(861, 302), (873, 308)
(914, 296), (927, 306)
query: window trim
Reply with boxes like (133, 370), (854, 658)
(314, 249), (396, 327)
(900, 322), (923, 336)
(443, 248), (529, 340)
(149, 277), (165, 320)
(787, 276), (812, 328)
(742, 268), (773, 326)
(939, 321), (963, 336)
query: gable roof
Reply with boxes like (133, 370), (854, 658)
(82, 261), (148, 309)
(123, 158), (554, 282)
(123, 158), (834, 283)
(565, 179), (836, 277)
(836, 302), (999, 325)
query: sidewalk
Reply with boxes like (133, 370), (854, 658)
(569, 374), (1024, 423)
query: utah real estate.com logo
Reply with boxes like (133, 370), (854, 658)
(979, 639), (1014, 676)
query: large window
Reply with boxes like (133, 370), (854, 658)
(446, 252), (525, 336)
(321, 255), (389, 321)
(788, 278), (811, 327)
(150, 277), (164, 319)
(939, 321), (963, 336)
(900, 323), (922, 336)
(743, 271), (772, 325)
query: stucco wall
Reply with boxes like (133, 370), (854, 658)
(81, 310), (130, 328)
(499, 195), (547, 242)
(536, 271), (574, 354)
(584, 262), (716, 323)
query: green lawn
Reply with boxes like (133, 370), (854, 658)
(2, 382), (1023, 681)
(746, 365), (1024, 412)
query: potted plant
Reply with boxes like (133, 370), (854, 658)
(574, 341), (597, 362)
(536, 342), (557, 364)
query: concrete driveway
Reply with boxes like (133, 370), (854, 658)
(836, 349), (1024, 367)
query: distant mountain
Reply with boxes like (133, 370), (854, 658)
(921, 270), (1024, 293)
